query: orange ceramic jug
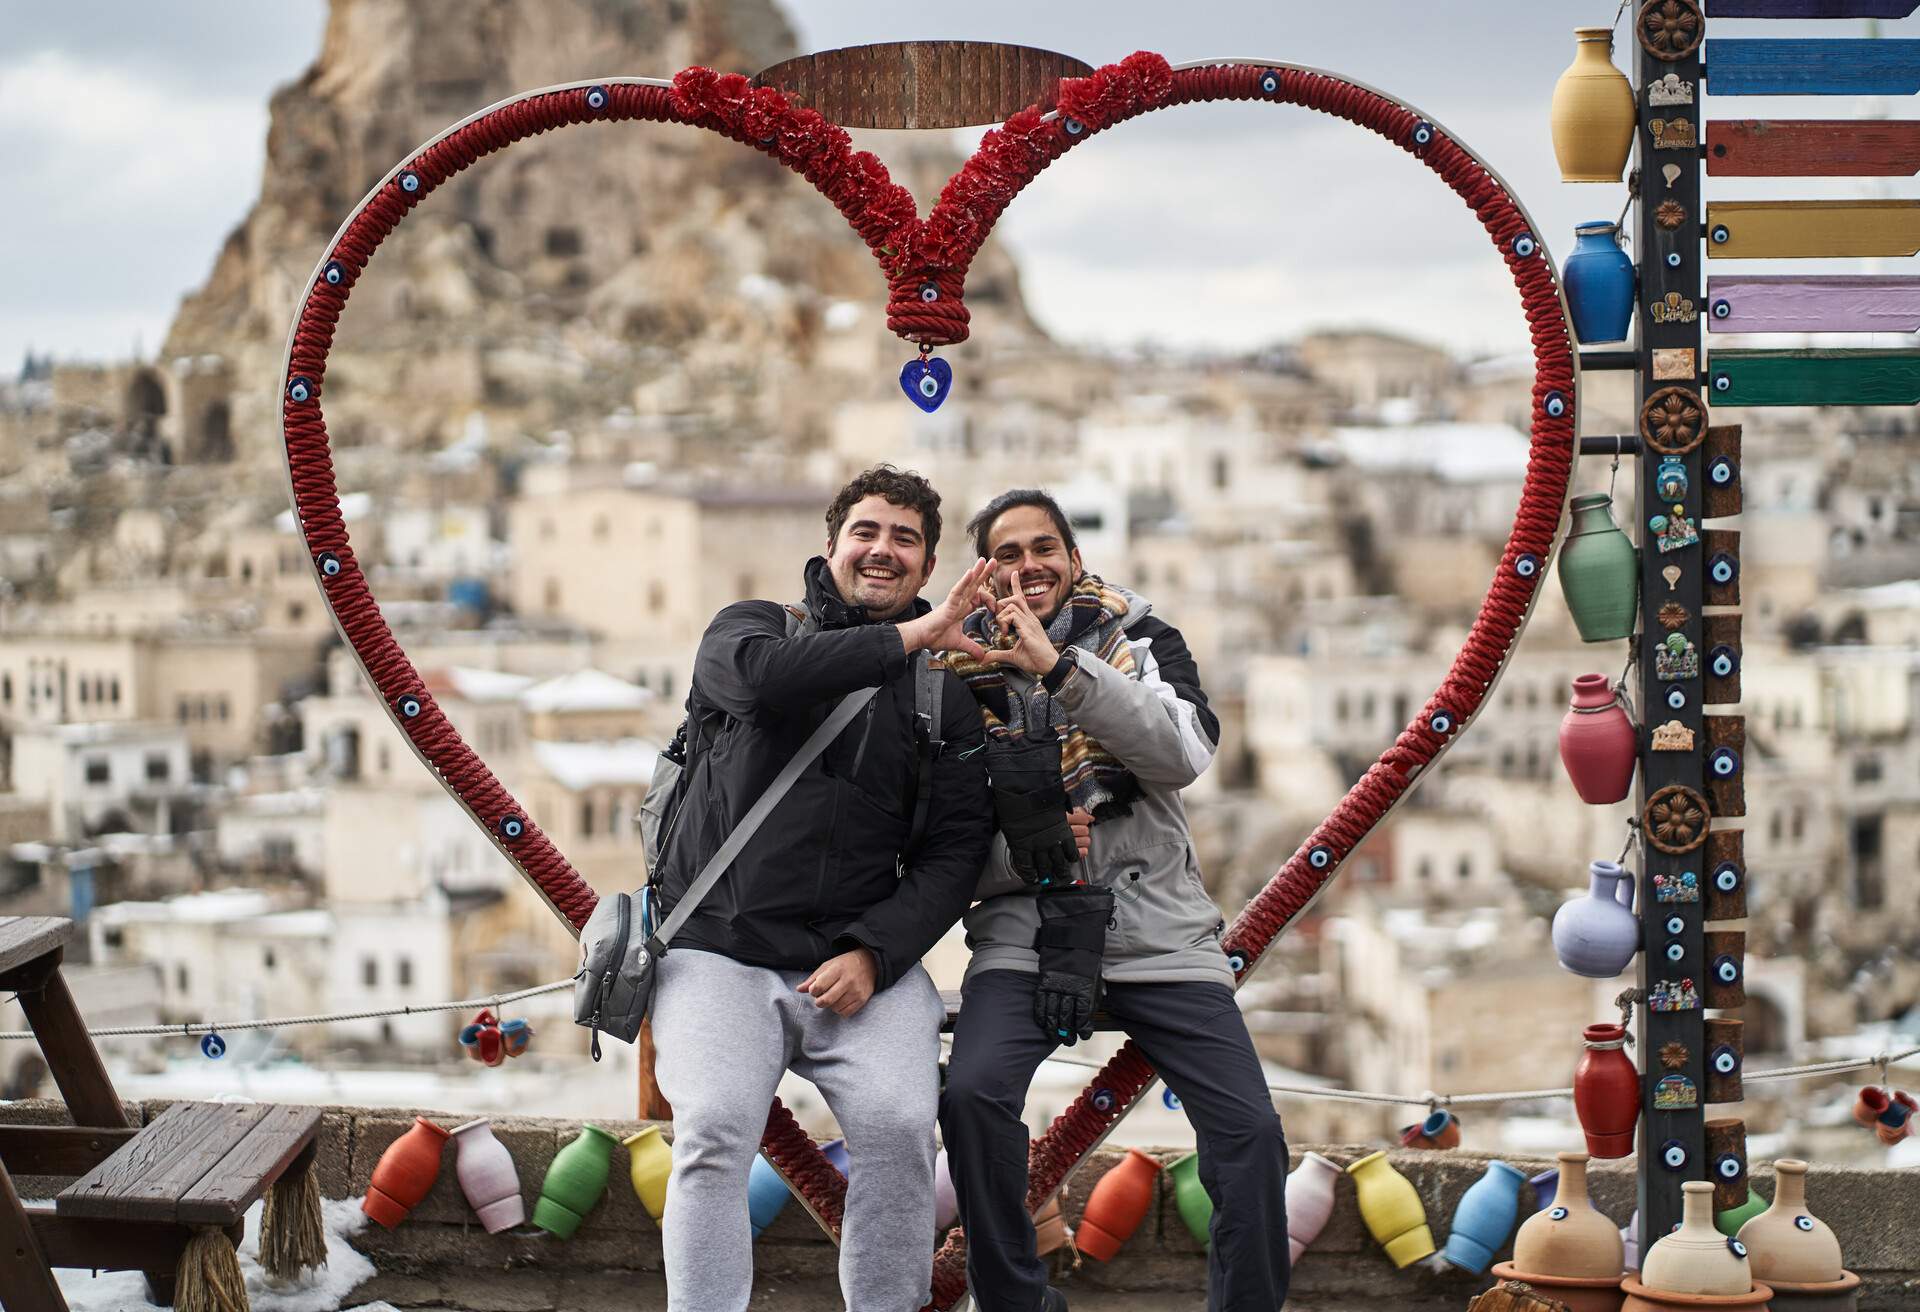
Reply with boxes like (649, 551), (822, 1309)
(364, 1116), (449, 1228)
(1076, 1148), (1161, 1261)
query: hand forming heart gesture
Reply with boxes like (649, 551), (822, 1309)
(978, 569), (1061, 678)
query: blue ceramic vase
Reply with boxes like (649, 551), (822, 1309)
(1562, 221), (1635, 344)
(747, 1155), (791, 1238)
(1442, 1159), (1527, 1273)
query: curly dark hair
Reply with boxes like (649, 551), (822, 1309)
(825, 464), (943, 556)
(966, 488), (1078, 561)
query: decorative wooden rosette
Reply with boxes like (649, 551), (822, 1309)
(1644, 783), (1711, 855)
(276, 52), (1578, 1306)
(1637, 0), (1705, 63)
(1641, 385), (1708, 455)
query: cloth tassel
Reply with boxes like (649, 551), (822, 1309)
(173, 1227), (248, 1312)
(260, 1161), (328, 1279)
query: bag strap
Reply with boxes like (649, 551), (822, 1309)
(904, 651), (945, 861)
(650, 681), (879, 955)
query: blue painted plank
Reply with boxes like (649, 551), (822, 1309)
(1707, 0), (1919, 16)
(1706, 40), (1920, 96)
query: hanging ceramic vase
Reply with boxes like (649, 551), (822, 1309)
(1077, 1148), (1161, 1261)
(1561, 674), (1638, 804)
(1851, 1086), (1888, 1126)
(1554, 859), (1641, 978)
(1513, 1152), (1624, 1279)
(1347, 1150), (1436, 1268)
(1574, 1023), (1641, 1158)
(533, 1123), (616, 1239)
(1286, 1150), (1342, 1264)
(1638, 1181), (1755, 1297)
(1558, 496), (1641, 643)
(1443, 1159), (1527, 1273)
(1875, 1090), (1915, 1145)
(451, 1118), (524, 1234)
(1738, 1159), (1861, 1310)
(934, 1149), (959, 1232)
(1551, 27), (1636, 182)
(1399, 1109), (1463, 1150)
(747, 1154), (791, 1239)
(363, 1115), (449, 1229)
(1564, 222), (1636, 343)
(1169, 1152), (1213, 1247)
(623, 1126), (673, 1224)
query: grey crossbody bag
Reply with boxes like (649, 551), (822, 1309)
(574, 683), (880, 1060)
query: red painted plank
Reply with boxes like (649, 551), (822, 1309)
(1706, 275), (1920, 332)
(1708, 119), (1920, 176)
(1708, 0), (1920, 16)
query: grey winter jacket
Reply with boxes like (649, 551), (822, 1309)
(961, 589), (1233, 987)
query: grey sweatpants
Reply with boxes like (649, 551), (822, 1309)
(651, 947), (945, 1312)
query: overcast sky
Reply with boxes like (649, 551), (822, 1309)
(3, 2), (1914, 369)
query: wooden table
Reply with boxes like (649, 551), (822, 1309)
(0, 916), (322, 1310)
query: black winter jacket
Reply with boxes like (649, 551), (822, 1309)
(653, 557), (992, 990)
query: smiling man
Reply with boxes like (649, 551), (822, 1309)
(940, 489), (1291, 1312)
(647, 465), (995, 1312)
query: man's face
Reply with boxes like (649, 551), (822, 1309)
(826, 494), (935, 620)
(984, 504), (1081, 626)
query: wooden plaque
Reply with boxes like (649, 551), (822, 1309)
(1706, 39), (1920, 97)
(1705, 716), (1746, 817)
(1708, 120), (1920, 177)
(1709, 349), (1920, 406)
(1705, 829), (1747, 921)
(1706, 201), (1920, 259)
(753, 42), (1093, 129)
(1706, 0), (1920, 16)
(1704, 613), (1742, 707)
(1706, 275), (1920, 334)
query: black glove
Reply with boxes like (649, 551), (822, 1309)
(988, 733), (1080, 885)
(1034, 884), (1111, 1045)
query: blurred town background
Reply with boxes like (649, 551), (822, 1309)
(1, 0), (1915, 1168)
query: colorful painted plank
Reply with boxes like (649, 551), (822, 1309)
(1706, 201), (1920, 258)
(1708, 120), (1920, 176)
(1705, 40), (1920, 96)
(1706, 276), (1920, 332)
(1708, 350), (1920, 405)
(1706, 0), (1920, 16)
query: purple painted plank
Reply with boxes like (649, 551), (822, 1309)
(1707, 0), (1920, 15)
(1706, 275), (1920, 332)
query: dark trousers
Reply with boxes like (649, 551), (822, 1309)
(939, 970), (1291, 1312)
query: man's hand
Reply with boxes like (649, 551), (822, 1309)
(1068, 807), (1093, 861)
(979, 573), (1059, 677)
(797, 946), (879, 1017)
(901, 558), (993, 658)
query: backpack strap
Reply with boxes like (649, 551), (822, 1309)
(905, 651), (945, 862)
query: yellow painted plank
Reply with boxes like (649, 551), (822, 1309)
(1706, 200), (1920, 258)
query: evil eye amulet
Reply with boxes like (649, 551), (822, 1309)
(1666, 915), (1685, 935)
(1307, 844), (1334, 869)
(1713, 862), (1740, 893)
(1710, 646), (1739, 678)
(201, 1033), (226, 1059)
(1712, 1045), (1739, 1075)
(1549, 1206), (1569, 1221)
(1666, 942), (1685, 962)
(1716, 1153), (1743, 1180)
(1714, 954), (1740, 984)
(1258, 69), (1281, 95)
(1514, 553), (1540, 578)
(1710, 747), (1741, 778)
(1795, 1216), (1814, 1233)
(899, 356), (953, 413)
(1092, 1087), (1116, 1112)
(1544, 391), (1567, 417)
(1661, 1140), (1688, 1170)
(1728, 1237), (1748, 1258)
(1666, 684), (1688, 710)
(1710, 553), (1739, 585)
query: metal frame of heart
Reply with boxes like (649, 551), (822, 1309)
(278, 51), (1577, 1305)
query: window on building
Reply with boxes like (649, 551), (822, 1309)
(84, 757), (110, 785)
(77, 681), (89, 704)
(1, 673), (9, 704)
(545, 226), (583, 257)
(175, 964), (189, 993)
(362, 957), (378, 987)
(1212, 454), (1230, 490)
(1791, 808), (1806, 842)
(608, 798), (624, 837)
(1854, 756), (1883, 784)
(398, 957), (413, 989)
(288, 602), (305, 623)
(581, 798), (596, 836)
(177, 699), (189, 723)
(544, 578), (561, 611)
(648, 582), (665, 614)
(1335, 693), (1349, 724)
(218, 697), (230, 721)
(1770, 812), (1783, 845)
(263, 949), (276, 970)
(1417, 857), (1433, 881)
(1458, 856), (1473, 880)
(378, 744), (390, 774)
(593, 514), (609, 541)
(145, 753), (169, 783)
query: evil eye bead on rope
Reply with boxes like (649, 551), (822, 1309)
(1794, 1216), (1815, 1233)
(1713, 862), (1741, 894)
(287, 376), (315, 405)
(918, 282), (940, 303)
(1710, 645), (1739, 679)
(1709, 553), (1739, 586)
(1549, 1206), (1569, 1221)
(1543, 390), (1568, 418)
(1709, 746), (1741, 779)
(899, 354), (953, 413)
(1162, 1088), (1183, 1111)
(1227, 951), (1247, 974)
(584, 85), (609, 112)
(1514, 553), (1541, 579)
(398, 169), (421, 195)
(1511, 231), (1538, 259)
(1091, 1087), (1116, 1113)
(201, 1032), (226, 1060)
(1258, 69), (1281, 96)
(1714, 954), (1741, 985)
(1410, 120), (1435, 151)
(1660, 1139), (1689, 1171)
(497, 814), (526, 841)
(1062, 116), (1086, 137)
(322, 260), (348, 288)
(1712, 1045), (1740, 1076)
(1307, 843), (1335, 871)
(396, 693), (424, 719)
(316, 551), (343, 580)
(1428, 707), (1457, 736)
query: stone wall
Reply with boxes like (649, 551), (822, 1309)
(6, 1101), (1916, 1309)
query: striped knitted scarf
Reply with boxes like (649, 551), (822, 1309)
(946, 573), (1141, 819)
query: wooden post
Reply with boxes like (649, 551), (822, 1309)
(1705, 1017), (1745, 1103)
(1635, 10), (1709, 1247)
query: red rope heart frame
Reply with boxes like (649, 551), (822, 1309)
(279, 53), (1574, 1307)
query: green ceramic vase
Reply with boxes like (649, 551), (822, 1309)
(1557, 493), (1640, 642)
(1714, 1185), (1767, 1237)
(533, 1123), (617, 1238)
(1169, 1152), (1213, 1247)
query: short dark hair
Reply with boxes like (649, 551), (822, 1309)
(825, 464), (943, 556)
(967, 488), (1078, 561)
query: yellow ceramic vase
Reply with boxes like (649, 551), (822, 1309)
(1347, 1150), (1436, 1268)
(624, 1126), (673, 1224)
(1551, 27), (1636, 183)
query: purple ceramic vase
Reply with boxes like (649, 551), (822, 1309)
(1552, 859), (1639, 978)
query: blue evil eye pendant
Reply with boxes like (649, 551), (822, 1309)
(900, 345), (953, 413)
(201, 1032), (226, 1059)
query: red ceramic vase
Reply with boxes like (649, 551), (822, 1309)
(1076, 1147), (1161, 1261)
(1573, 1023), (1640, 1159)
(365, 1115), (450, 1228)
(1559, 674), (1637, 805)
(1853, 1085), (1890, 1127)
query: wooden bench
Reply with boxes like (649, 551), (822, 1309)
(0, 917), (324, 1310)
